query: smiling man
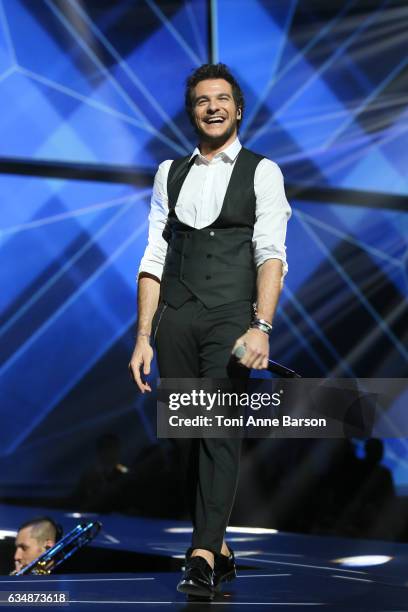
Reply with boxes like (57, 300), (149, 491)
(193, 78), (239, 146)
(129, 63), (291, 599)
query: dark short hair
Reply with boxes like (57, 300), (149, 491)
(185, 63), (245, 129)
(18, 516), (62, 543)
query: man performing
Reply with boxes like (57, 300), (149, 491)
(13, 517), (60, 574)
(129, 63), (291, 599)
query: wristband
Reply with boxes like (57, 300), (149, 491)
(250, 318), (273, 335)
(137, 332), (151, 340)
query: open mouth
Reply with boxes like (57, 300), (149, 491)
(204, 116), (225, 125)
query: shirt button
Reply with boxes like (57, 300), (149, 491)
(209, 231), (215, 237)
(206, 275), (211, 280)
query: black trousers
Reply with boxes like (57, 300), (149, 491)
(154, 297), (252, 554)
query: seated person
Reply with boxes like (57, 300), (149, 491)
(12, 516), (61, 574)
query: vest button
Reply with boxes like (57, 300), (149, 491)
(206, 275), (211, 280)
(207, 254), (212, 259)
(209, 231), (215, 237)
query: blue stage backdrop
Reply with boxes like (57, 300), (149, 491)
(0, 0), (407, 499)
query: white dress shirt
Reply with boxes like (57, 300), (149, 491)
(139, 138), (291, 280)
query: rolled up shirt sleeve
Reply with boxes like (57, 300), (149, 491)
(138, 160), (172, 281)
(253, 158), (292, 277)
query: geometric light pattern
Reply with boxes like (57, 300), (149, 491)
(0, 0), (407, 495)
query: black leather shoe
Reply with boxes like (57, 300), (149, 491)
(177, 555), (215, 599)
(214, 546), (236, 590)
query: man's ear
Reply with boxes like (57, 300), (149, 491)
(44, 539), (55, 551)
(237, 108), (242, 120)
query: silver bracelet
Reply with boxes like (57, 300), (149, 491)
(250, 318), (273, 335)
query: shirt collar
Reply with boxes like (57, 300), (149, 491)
(190, 138), (242, 164)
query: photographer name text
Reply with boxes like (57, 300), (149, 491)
(168, 415), (327, 428)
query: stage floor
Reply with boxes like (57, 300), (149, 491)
(1, 504), (407, 610)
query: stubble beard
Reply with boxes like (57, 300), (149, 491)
(196, 119), (238, 149)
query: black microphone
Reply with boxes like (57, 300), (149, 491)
(265, 359), (301, 378)
(232, 345), (301, 378)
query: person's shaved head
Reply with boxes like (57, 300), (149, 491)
(14, 517), (60, 573)
(21, 518), (57, 542)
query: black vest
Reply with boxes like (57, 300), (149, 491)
(160, 147), (264, 308)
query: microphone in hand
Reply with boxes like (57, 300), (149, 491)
(232, 344), (301, 378)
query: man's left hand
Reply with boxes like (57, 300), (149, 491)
(232, 328), (269, 370)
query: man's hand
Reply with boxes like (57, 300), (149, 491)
(232, 328), (269, 370)
(129, 337), (154, 393)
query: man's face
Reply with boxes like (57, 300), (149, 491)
(14, 527), (46, 572)
(191, 79), (241, 145)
